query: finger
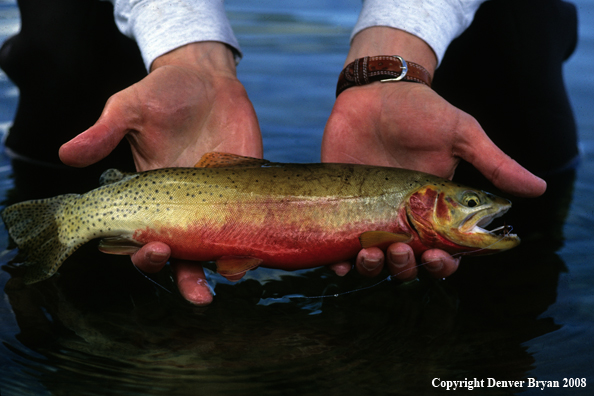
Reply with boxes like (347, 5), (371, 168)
(130, 242), (171, 273)
(386, 243), (418, 281)
(355, 247), (384, 277)
(456, 116), (546, 197)
(420, 249), (460, 279)
(328, 262), (353, 277)
(59, 95), (131, 167)
(171, 260), (214, 306)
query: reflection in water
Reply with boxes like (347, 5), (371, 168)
(1, 166), (574, 395)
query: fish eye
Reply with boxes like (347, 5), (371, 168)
(462, 192), (481, 208)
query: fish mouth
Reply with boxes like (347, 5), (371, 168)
(461, 206), (519, 239)
(474, 210), (513, 234)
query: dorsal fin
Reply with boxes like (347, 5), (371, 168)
(99, 169), (132, 185)
(194, 152), (270, 168)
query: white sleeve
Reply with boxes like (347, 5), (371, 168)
(352, 0), (485, 64)
(109, 0), (241, 70)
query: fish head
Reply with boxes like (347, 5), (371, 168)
(404, 183), (520, 255)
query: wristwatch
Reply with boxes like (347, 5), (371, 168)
(336, 55), (432, 97)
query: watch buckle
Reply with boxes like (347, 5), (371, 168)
(380, 55), (408, 83)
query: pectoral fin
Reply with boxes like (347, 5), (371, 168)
(216, 256), (263, 276)
(359, 231), (412, 250)
(98, 237), (144, 255)
(194, 152), (270, 168)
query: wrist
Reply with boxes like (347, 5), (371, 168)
(346, 27), (437, 77)
(150, 41), (237, 78)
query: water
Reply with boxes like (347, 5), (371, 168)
(0, 1), (593, 395)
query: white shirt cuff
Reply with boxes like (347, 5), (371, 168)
(352, 0), (484, 64)
(111, 0), (241, 70)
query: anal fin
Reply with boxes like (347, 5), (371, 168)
(98, 237), (144, 255)
(216, 256), (263, 277)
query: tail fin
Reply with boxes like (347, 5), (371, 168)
(1, 194), (88, 284)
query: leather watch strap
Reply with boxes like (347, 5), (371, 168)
(336, 55), (432, 97)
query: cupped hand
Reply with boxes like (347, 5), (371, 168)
(322, 81), (545, 281)
(59, 42), (263, 306)
(323, 82), (546, 195)
(59, 43), (262, 171)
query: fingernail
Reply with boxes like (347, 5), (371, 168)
(361, 258), (381, 271)
(426, 258), (444, 272)
(149, 251), (169, 265)
(390, 251), (409, 268)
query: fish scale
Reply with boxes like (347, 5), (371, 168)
(1, 152), (520, 284)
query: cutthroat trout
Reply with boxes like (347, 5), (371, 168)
(2, 152), (520, 284)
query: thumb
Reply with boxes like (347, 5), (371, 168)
(457, 120), (547, 198)
(59, 99), (131, 168)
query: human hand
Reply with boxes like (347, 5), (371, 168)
(59, 42), (262, 170)
(322, 27), (546, 281)
(59, 42), (263, 305)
